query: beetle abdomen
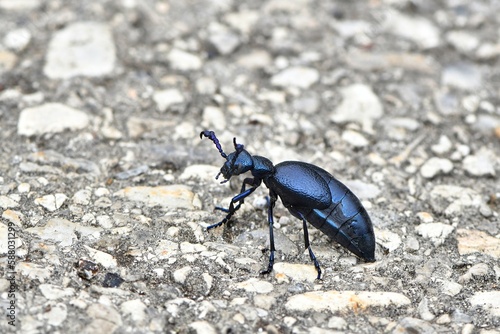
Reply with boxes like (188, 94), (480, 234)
(304, 179), (375, 261)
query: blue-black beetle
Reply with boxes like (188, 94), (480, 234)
(200, 130), (376, 279)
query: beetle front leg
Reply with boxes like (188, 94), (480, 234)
(207, 179), (260, 230)
(260, 190), (277, 276)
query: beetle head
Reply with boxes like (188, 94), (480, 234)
(200, 130), (253, 183)
(219, 148), (253, 182)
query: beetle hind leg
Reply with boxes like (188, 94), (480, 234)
(302, 219), (322, 280)
(259, 191), (277, 276)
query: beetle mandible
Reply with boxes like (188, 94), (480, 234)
(200, 130), (376, 279)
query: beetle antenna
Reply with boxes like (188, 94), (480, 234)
(200, 130), (227, 159)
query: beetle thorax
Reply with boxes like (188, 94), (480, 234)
(251, 155), (275, 179)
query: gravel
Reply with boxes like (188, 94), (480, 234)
(1, 1), (499, 333)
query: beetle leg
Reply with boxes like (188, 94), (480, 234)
(301, 218), (322, 280)
(260, 190), (277, 276)
(208, 178), (261, 230)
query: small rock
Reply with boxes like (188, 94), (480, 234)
(431, 135), (452, 155)
(392, 317), (437, 334)
(26, 218), (102, 247)
(44, 22), (116, 79)
(168, 49), (202, 71)
(39, 284), (75, 300)
(418, 297), (435, 321)
(382, 11), (440, 49)
(0, 50), (17, 72)
(18, 103), (90, 136)
(120, 299), (148, 325)
(437, 279), (462, 296)
(429, 185), (482, 216)
(327, 316), (347, 330)
(34, 193), (68, 211)
(375, 229), (402, 252)
(476, 43), (500, 60)
(273, 263), (318, 283)
(84, 245), (117, 269)
(102, 273), (124, 288)
(209, 31), (241, 55)
(202, 106), (226, 131)
(459, 263), (490, 283)
(235, 278), (274, 294)
(469, 291), (500, 317)
(270, 66), (319, 89)
(285, 291), (411, 313)
(3, 28), (31, 52)
(72, 189), (92, 205)
(114, 185), (201, 209)
(331, 84), (383, 133)
(173, 266), (192, 284)
(0, 0), (41, 10)
(456, 229), (500, 259)
(154, 240), (179, 260)
(442, 62), (482, 91)
(446, 30), (479, 54)
(416, 212), (434, 224)
(420, 157), (453, 179)
(44, 303), (68, 327)
(341, 130), (369, 147)
(153, 89), (185, 112)
(416, 223), (454, 246)
(462, 150), (496, 177)
(189, 321), (218, 334)
(16, 262), (52, 282)
(0, 195), (19, 209)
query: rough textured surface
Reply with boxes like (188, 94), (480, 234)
(0, 1), (499, 333)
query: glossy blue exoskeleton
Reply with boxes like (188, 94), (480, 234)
(200, 130), (376, 279)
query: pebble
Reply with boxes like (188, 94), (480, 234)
(168, 48), (202, 71)
(437, 279), (462, 297)
(39, 284), (75, 300)
(346, 50), (438, 74)
(44, 303), (68, 326)
(44, 22), (116, 79)
(416, 212), (434, 224)
(429, 185), (482, 216)
(173, 266), (192, 284)
(208, 30), (241, 55)
(18, 103), (90, 136)
(459, 263), (490, 283)
(375, 229), (402, 252)
(85, 303), (122, 333)
(469, 291), (500, 317)
(202, 106), (226, 131)
(235, 278), (274, 294)
(16, 262), (52, 282)
(456, 229), (500, 259)
(154, 240), (179, 260)
(0, 50), (16, 72)
(237, 49), (272, 69)
(34, 193), (68, 211)
(0, 0), (41, 10)
(416, 223), (454, 246)
(462, 150), (496, 177)
(189, 321), (218, 334)
(445, 30), (479, 54)
(73, 189), (92, 205)
(0, 195), (19, 209)
(431, 135), (452, 155)
(341, 130), (369, 147)
(392, 317), (438, 334)
(331, 84), (383, 133)
(420, 157), (453, 179)
(273, 262), (318, 283)
(476, 42), (500, 60)
(84, 245), (117, 269)
(26, 218), (102, 247)
(285, 291), (411, 313)
(114, 185), (201, 209)
(270, 66), (319, 89)
(3, 28), (31, 52)
(382, 11), (440, 49)
(224, 10), (259, 35)
(442, 62), (482, 91)
(120, 299), (148, 325)
(153, 89), (185, 112)
(328, 316), (347, 330)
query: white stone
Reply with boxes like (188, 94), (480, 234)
(168, 49), (202, 71)
(189, 321), (218, 334)
(0, 0), (41, 10)
(34, 193), (67, 211)
(463, 151), (496, 177)
(44, 303), (67, 327)
(26, 218), (102, 247)
(73, 189), (92, 205)
(420, 157), (453, 179)
(16, 262), (52, 282)
(431, 135), (452, 155)
(179, 165), (221, 182)
(114, 185), (201, 209)
(0, 195), (19, 209)
(416, 223), (454, 246)
(446, 31), (479, 53)
(3, 28), (31, 52)
(44, 22), (116, 79)
(273, 262), (318, 283)
(331, 84), (383, 133)
(470, 291), (500, 317)
(39, 284), (75, 300)
(18, 103), (89, 136)
(153, 89), (185, 112)
(383, 11), (440, 49)
(173, 266), (192, 284)
(285, 290), (411, 312)
(271, 66), (319, 89)
(84, 245), (117, 269)
(154, 240), (179, 260)
(120, 299), (147, 325)
(375, 229), (402, 252)
(235, 278), (274, 294)
(202, 106), (226, 131)
(341, 130), (369, 147)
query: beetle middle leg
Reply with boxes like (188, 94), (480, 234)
(302, 218), (322, 280)
(208, 178), (260, 230)
(260, 190), (277, 276)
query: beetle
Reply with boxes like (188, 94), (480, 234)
(200, 130), (376, 279)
